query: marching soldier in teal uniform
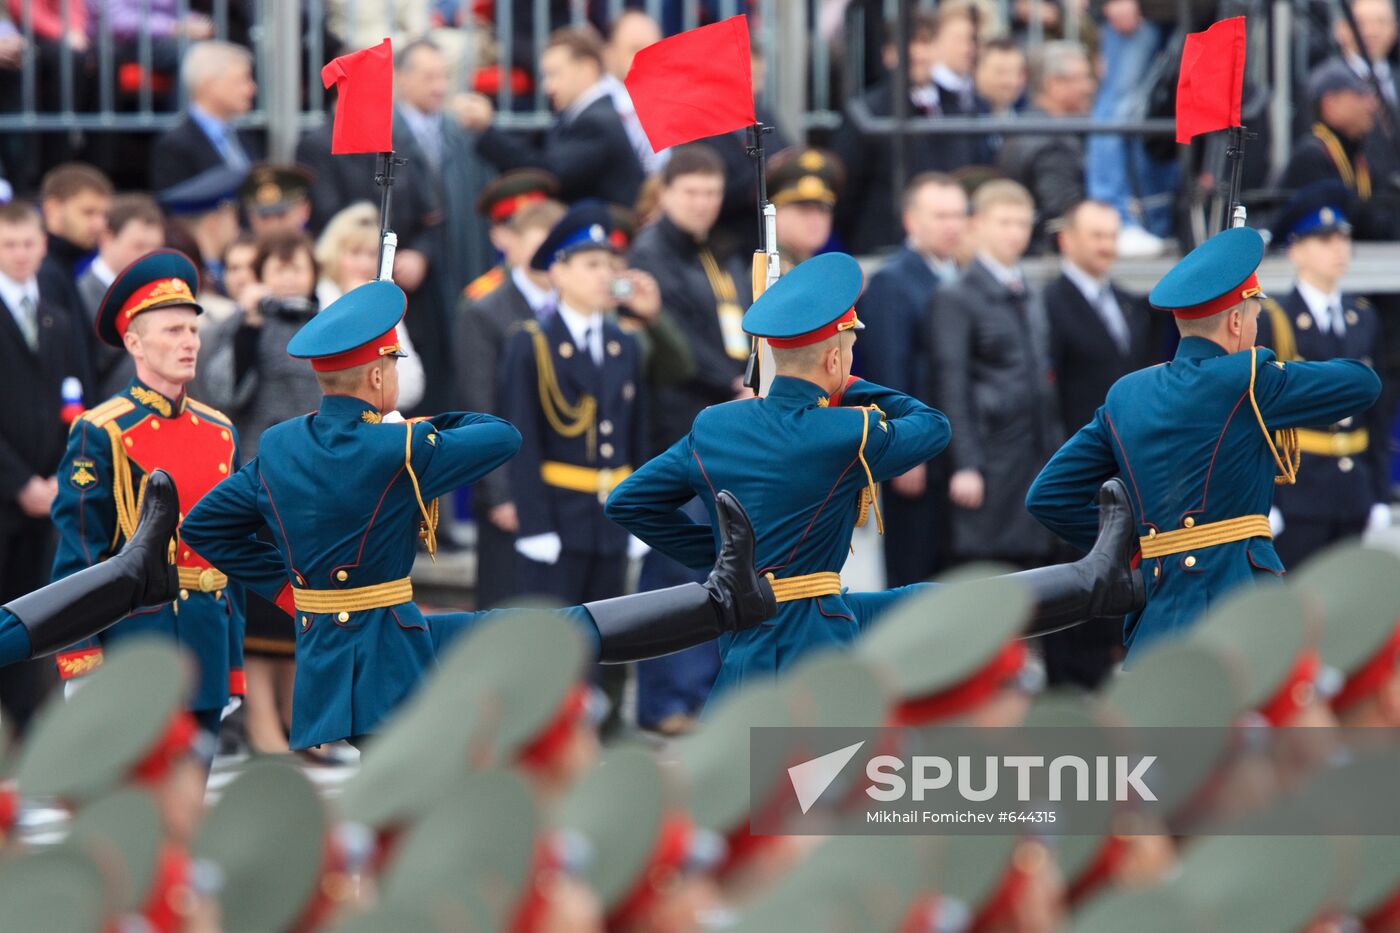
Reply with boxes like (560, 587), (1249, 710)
(49, 250), (245, 738)
(0, 470), (177, 668)
(1027, 225), (1382, 658)
(179, 278), (776, 749)
(607, 253), (1143, 696)
(1258, 184), (1391, 566)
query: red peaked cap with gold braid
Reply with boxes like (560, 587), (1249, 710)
(286, 279), (407, 372)
(96, 249), (204, 348)
(742, 252), (865, 348)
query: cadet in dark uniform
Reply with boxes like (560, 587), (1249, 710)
(454, 173), (564, 610)
(1281, 61), (1398, 240)
(238, 163), (314, 237)
(767, 148), (844, 272)
(50, 251), (245, 738)
(1259, 186), (1390, 566)
(180, 277), (775, 749)
(1028, 226), (1382, 658)
(499, 202), (644, 607)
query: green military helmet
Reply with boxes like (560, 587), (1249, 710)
(781, 648), (892, 728)
(854, 566), (1032, 720)
(1292, 542), (1400, 709)
(1019, 695), (1122, 903)
(0, 847), (110, 933)
(67, 787), (166, 915)
(331, 900), (485, 933)
(1069, 884), (1217, 933)
(16, 638), (192, 803)
(1169, 834), (1354, 933)
(733, 835), (934, 933)
(1100, 640), (1244, 821)
(194, 759), (340, 933)
(674, 679), (797, 839)
(1184, 585), (1319, 723)
(339, 610), (586, 830)
(379, 768), (540, 929)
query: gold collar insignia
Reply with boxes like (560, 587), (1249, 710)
(130, 385), (174, 418)
(360, 410), (383, 424)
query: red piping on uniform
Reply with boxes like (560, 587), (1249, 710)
(762, 456), (860, 577)
(259, 474), (302, 583)
(342, 464), (406, 580)
(691, 449), (718, 499)
(1197, 391), (1249, 517)
(1103, 412), (1147, 522)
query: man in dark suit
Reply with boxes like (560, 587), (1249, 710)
(0, 202), (92, 731)
(855, 172), (966, 588)
(831, 5), (989, 254)
(458, 27), (645, 208)
(149, 41), (261, 191)
(38, 163), (112, 390)
(932, 180), (1061, 570)
(1041, 199), (1153, 688)
(455, 189), (565, 610)
(1046, 200), (1154, 435)
(1259, 187), (1391, 566)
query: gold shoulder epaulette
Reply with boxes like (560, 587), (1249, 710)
(185, 397), (233, 427)
(465, 266), (505, 301)
(1261, 298), (1300, 363)
(79, 397), (136, 428)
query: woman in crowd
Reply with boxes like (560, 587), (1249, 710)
(314, 202), (425, 412)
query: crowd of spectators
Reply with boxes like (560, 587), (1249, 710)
(1, 0), (1400, 728)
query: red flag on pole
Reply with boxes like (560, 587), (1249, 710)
(624, 15), (757, 152)
(321, 38), (394, 154)
(1175, 17), (1247, 144)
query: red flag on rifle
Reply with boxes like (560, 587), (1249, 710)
(321, 38), (394, 154)
(1175, 17), (1247, 144)
(624, 15), (757, 152)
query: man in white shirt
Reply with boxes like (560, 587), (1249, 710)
(1258, 187), (1391, 566)
(602, 9), (669, 174)
(77, 195), (166, 398)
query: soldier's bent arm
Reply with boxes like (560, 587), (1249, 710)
(1252, 352), (1381, 429)
(180, 464), (293, 605)
(414, 412), (522, 502)
(50, 420), (120, 581)
(838, 378), (953, 481)
(1025, 409), (1120, 553)
(605, 437), (716, 571)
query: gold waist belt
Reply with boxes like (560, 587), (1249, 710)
(1139, 515), (1272, 560)
(177, 566), (228, 593)
(292, 578), (414, 614)
(540, 461), (633, 498)
(1294, 428), (1369, 457)
(764, 571), (843, 603)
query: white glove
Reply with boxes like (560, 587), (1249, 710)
(627, 535), (652, 560)
(1368, 503), (1393, 534)
(381, 410), (405, 424)
(516, 532), (562, 565)
(1269, 507), (1285, 537)
(64, 678), (89, 701)
(221, 696), (243, 721)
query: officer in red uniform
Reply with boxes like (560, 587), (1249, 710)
(50, 249), (245, 740)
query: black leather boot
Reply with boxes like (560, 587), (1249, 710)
(1014, 477), (1145, 636)
(4, 469), (180, 658)
(586, 490), (777, 663)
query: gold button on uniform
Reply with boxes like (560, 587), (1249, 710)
(190, 415), (200, 425)
(221, 430), (230, 441)
(559, 343), (574, 359)
(198, 569), (216, 591)
(336, 570), (348, 581)
(599, 420), (613, 436)
(1184, 556), (1197, 568)
(1183, 516), (1195, 528)
(1147, 528), (1157, 539)
(124, 436), (133, 447)
(218, 463), (228, 473)
(150, 421), (159, 431)
(1153, 566), (1160, 578)
(301, 616), (309, 628)
(600, 442), (614, 458)
(179, 588), (190, 600)
(1339, 456), (1355, 473)
(338, 611), (350, 622)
